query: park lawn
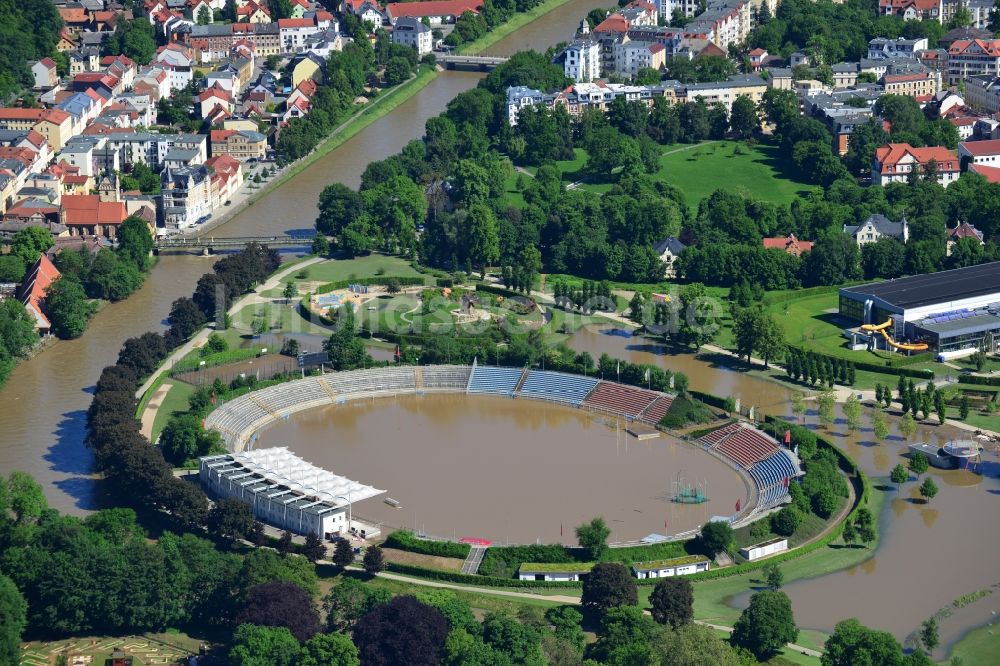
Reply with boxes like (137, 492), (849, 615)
(360, 293), (421, 333)
(957, 411), (1000, 433)
(656, 141), (816, 211)
(544, 307), (610, 345)
(291, 255), (428, 288)
(150, 379), (195, 441)
(676, 484), (887, 628)
(943, 621), (1000, 664)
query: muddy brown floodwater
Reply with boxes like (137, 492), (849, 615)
(566, 324), (1000, 654)
(260, 393), (746, 544)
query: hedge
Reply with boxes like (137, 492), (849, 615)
(478, 544), (579, 578)
(436, 277), (454, 288)
(689, 390), (730, 410)
(788, 345), (934, 380)
(475, 283), (533, 299)
(956, 374), (1000, 387)
(170, 346), (266, 375)
(383, 530), (471, 559)
(314, 276), (425, 294)
(386, 562), (582, 588)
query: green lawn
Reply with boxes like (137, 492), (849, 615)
(944, 621), (1000, 664)
(261, 255), (429, 297)
(656, 141), (817, 211)
(150, 380), (195, 442)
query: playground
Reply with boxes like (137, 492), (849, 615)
(20, 634), (198, 666)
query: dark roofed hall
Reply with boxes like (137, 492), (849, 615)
(841, 261), (1000, 310)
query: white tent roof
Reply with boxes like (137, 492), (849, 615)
(232, 447), (385, 506)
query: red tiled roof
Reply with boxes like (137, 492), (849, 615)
(874, 142), (958, 173)
(197, 86), (232, 102)
(884, 72), (931, 83)
(971, 163), (1000, 183)
(38, 57), (57, 69)
(948, 39), (1000, 57)
(206, 153), (241, 178)
(210, 129), (236, 143)
(23, 130), (46, 149)
(20, 254), (61, 331)
(594, 12), (629, 33)
(959, 139), (1000, 156)
(748, 48), (766, 57)
(277, 17), (314, 27)
(295, 78), (318, 97)
(345, 0), (382, 12)
(880, 0), (939, 9)
(0, 147), (37, 167)
(947, 222), (983, 240)
(316, 10), (334, 20)
(61, 195), (127, 226)
(386, 0), (482, 19)
(763, 234), (813, 255)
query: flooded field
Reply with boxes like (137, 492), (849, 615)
(261, 393), (747, 544)
(565, 324), (1000, 651)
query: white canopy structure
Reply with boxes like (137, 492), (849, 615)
(232, 447), (385, 506)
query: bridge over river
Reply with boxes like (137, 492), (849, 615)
(437, 54), (508, 71)
(153, 233), (316, 254)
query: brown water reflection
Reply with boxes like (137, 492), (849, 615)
(262, 393), (745, 544)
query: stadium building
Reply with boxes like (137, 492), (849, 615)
(838, 261), (1000, 356)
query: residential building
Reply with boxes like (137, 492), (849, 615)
(31, 59), (59, 90)
(289, 52), (325, 87)
(946, 222), (985, 255)
(391, 17), (432, 56)
(561, 40), (601, 83)
(161, 164), (212, 230)
(878, 0), (942, 21)
(236, 1), (272, 23)
(947, 39), (1000, 84)
(210, 128), (267, 161)
(17, 254), (60, 335)
(653, 236), (685, 278)
(684, 74), (767, 114)
(155, 43), (195, 90)
(613, 40), (666, 77)
(343, 0), (386, 27)
(868, 37), (928, 59)
(762, 234), (814, 257)
(0, 109), (75, 151)
(941, 0), (992, 29)
(621, 0), (658, 27)
(844, 213), (910, 245)
(384, 0), (483, 25)
(205, 153), (243, 208)
(197, 85), (234, 118)
(963, 74), (1000, 114)
(748, 48), (767, 72)
(881, 71), (938, 97)
(958, 138), (1000, 167)
(871, 142), (959, 187)
(278, 18), (321, 53)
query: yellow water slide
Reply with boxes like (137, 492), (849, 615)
(861, 318), (929, 352)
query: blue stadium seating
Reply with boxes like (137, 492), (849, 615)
(467, 366), (523, 395)
(519, 370), (600, 406)
(758, 484), (789, 509)
(750, 450), (797, 489)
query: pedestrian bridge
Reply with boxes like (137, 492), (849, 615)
(153, 233), (315, 255)
(437, 54), (508, 71)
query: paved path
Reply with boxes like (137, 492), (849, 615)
(139, 382), (172, 439)
(134, 255), (326, 400)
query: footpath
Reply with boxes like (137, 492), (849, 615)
(135, 255), (326, 426)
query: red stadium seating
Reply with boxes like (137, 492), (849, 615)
(584, 381), (660, 417)
(639, 395), (674, 424)
(701, 423), (778, 469)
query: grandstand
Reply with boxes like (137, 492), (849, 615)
(584, 381), (660, 418)
(748, 449), (800, 510)
(466, 365), (523, 395)
(638, 395), (674, 425)
(421, 365), (472, 391)
(518, 370), (600, 406)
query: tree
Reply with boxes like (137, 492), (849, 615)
(324, 304), (370, 371)
(960, 394), (970, 420)
(237, 581), (321, 642)
(353, 595), (449, 666)
(649, 577), (693, 628)
(363, 545), (386, 574)
(581, 563), (638, 614)
(277, 530), (294, 554)
(909, 452), (929, 477)
(919, 477), (938, 502)
(770, 506), (802, 536)
(206, 497), (256, 543)
(168, 297), (207, 340)
(299, 633), (359, 666)
(311, 233), (330, 256)
(10, 226), (53, 264)
(0, 255), (26, 282)
(844, 394), (862, 431)
(821, 618), (903, 666)
(698, 520), (733, 556)
(161, 413), (222, 465)
(45, 277), (96, 339)
(817, 389), (836, 428)
(872, 410), (889, 442)
(935, 390), (946, 425)
(652, 623), (743, 666)
(730, 95), (759, 139)
(920, 617), (939, 653)
(229, 623), (301, 666)
(890, 463), (908, 488)
(764, 562), (784, 591)
(302, 532), (326, 562)
(733, 305), (784, 367)
(587, 604), (657, 664)
(731, 590), (798, 660)
(283, 281), (297, 303)
(899, 412), (917, 439)
(575, 516), (611, 560)
(0, 574), (26, 666)
(117, 215), (154, 270)
(333, 539), (354, 568)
